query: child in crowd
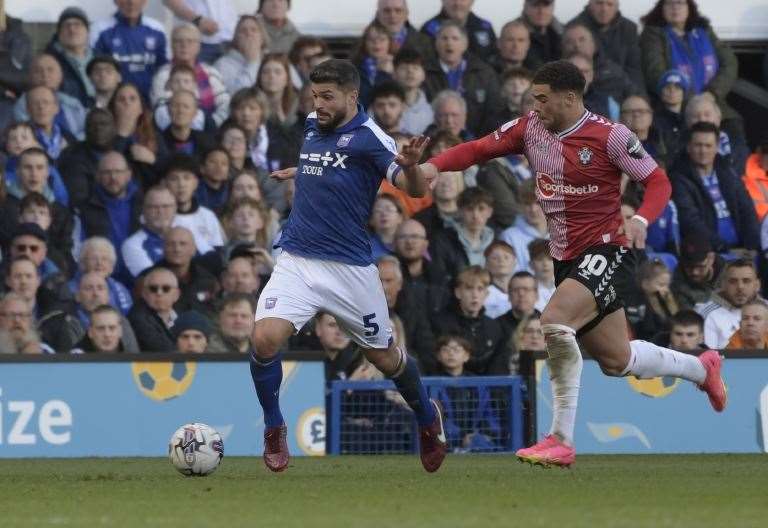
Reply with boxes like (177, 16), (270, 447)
(483, 241), (517, 319)
(163, 155), (225, 254)
(500, 67), (533, 121)
(154, 65), (215, 132)
(528, 239), (555, 312)
(392, 48), (433, 135)
(433, 335), (501, 452)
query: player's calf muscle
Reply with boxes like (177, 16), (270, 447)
(252, 319), (293, 358)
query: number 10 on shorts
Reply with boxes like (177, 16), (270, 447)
(578, 253), (608, 278)
(363, 313), (379, 336)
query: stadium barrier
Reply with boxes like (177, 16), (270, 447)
(0, 353), (326, 458)
(327, 376), (524, 455)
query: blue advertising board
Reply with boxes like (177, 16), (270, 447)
(0, 361), (326, 457)
(536, 358), (768, 453)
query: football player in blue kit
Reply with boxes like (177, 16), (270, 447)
(249, 59), (447, 473)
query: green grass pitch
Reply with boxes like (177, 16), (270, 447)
(2, 455), (766, 527)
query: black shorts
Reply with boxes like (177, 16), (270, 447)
(553, 244), (637, 336)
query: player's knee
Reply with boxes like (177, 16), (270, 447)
(251, 325), (280, 359)
(597, 355), (627, 377)
(363, 348), (396, 376)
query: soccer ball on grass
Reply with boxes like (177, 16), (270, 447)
(168, 423), (224, 476)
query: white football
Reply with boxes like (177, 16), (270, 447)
(168, 423), (224, 476)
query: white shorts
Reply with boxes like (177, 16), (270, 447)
(255, 251), (393, 349)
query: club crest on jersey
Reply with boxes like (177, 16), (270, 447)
(336, 134), (354, 148)
(265, 297), (277, 309)
(578, 146), (593, 166)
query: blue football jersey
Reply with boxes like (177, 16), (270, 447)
(278, 105), (402, 266)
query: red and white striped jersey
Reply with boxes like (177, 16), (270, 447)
(437, 111), (658, 260)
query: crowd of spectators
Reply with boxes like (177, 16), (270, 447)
(1, 0), (767, 368)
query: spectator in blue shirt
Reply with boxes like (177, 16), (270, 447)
(91, 0), (168, 99)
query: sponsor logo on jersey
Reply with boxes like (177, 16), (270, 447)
(336, 133), (354, 148)
(578, 146), (593, 165)
(536, 172), (599, 199)
(475, 30), (491, 47)
(626, 134), (647, 159)
(299, 151), (348, 168)
(145, 37), (156, 50)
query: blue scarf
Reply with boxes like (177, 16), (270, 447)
(444, 60), (467, 94)
(361, 56), (379, 85)
(35, 124), (64, 159)
(665, 25), (718, 94)
(140, 227), (165, 265)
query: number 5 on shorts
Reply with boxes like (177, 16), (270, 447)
(363, 313), (379, 336)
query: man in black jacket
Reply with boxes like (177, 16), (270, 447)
(568, 0), (643, 90)
(0, 14), (32, 132)
(375, 0), (434, 61)
(431, 266), (509, 375)
(128, 266), (180, 352)
(421, 0), (496, 61)
(45, 7), (94, 108)
(516, 0), (563, 66)
(670, 122), (760, 253)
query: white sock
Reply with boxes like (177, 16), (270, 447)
(623, 340), (706, 384)
(542, 323), (583, 446)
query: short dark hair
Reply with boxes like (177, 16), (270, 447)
(457, 187), (493, 209)
(724, 258), (757, 275)
(532, 60), (586, 95)
(435, 334), (473, 356)
(370, 80), (405, 103)
(309, 59), (360, 91)
(91, 304), (121, 319)
(670, 309), (704, 331)
(688, 121), (719, 140)
(19, 192), (51, 213)
(528, 238), (551, 261)
(641, 0), (709, 32)
(501, 67), (534, 84)
(511, 270), (536, 282)
(19, 147), (49, 164)
(163, 153), (199, 179)
(220, 292), (256, 313)
(288, 36), (329, 65)
(393, 47), (424, 68)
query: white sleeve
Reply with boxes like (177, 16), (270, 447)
(122, 237), (154, 277)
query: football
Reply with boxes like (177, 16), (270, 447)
(168, 423), (224, 476)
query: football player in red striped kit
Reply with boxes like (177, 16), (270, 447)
(414, 60), (726, 467)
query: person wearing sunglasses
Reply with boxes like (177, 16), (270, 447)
(128, 265), (181, 352)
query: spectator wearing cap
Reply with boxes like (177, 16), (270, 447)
(421, 0), (496, 62)
(80, 152), (142, 272)
(128, 266), (180, 352)
(162, 154), (225, 254)
(91, 0), (168, 100)
(7, 223), (70, 295)
(255, 0), (300, 55)
(157, 226), (219, 314)
(423, 21), (503, 136)
(671, 232), (725, 309)
(725, 299), (768, 350)
(568, 0), (643, 90)
(488, 21), (541, 75)
(3, 256), (84, 352)
(162, 0), (237, 64)
(0, 11), (32, 131)
(695, 259), (762, 349)
(516, 0), (563, 66)
(375, 0), (433, 60)
(87, 55), (122, 108)
(206, 293), (255, 353)
(0, 293), (53, 354)
(122, 186), (177, 278)
(72, 275), (139, 353)
(392, 49), (433, 136)
(742, 140), (768, 223)
(173, 310), (214, 353)
(45, 7), (95, 108)
(639, 0), (740, 129)
(652, 69), (688, 157)
(669, 122), (760, 253)
(57, 108), (120, 208)
(483, 241), (517, 319)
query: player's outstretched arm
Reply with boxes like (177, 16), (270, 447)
(270, 167), (297, 180)
(394, 135), (431, 198)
